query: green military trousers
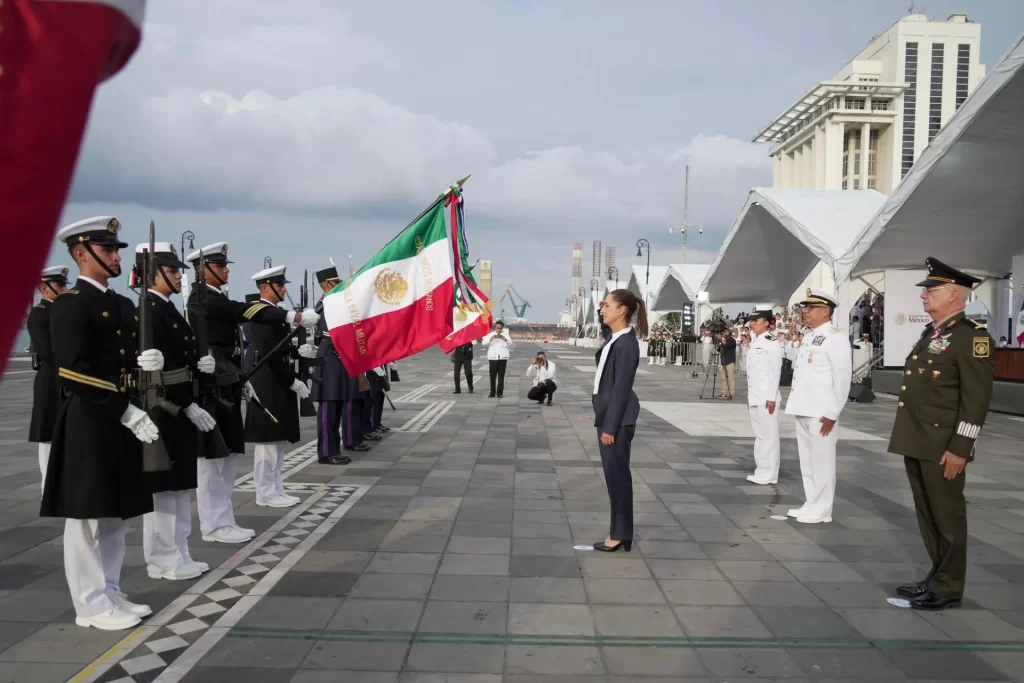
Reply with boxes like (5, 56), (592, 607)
(903, 456), (968, 598)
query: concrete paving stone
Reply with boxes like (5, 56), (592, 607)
(379, 534), (451, 553)
(386, 520), (455, 538)
(269, 571), (359, 598)
(350, 573), (435, 600)
(785, 646), (911, 680)
(404, 643), (505, 674)
(884, 648), (1013, 681)
(584, 578), (667, 604)
(366, 552), (442, 575)
(237, 596), (344, 629)
(509, 577), (587, 604)
(754, 605), (866, 639)
(452, 522), (512, 538)
(429, 575), (510, 602)
(804, 581), (899, 608)
(438, 554), (509, 576)
(647, 559), (724, 581)
(658, 579), (746, 606)
(579, 557), (652, 579)
(714, 560), (798, 582)
(303, 639), (411, 671)
(635, 541), (705, 559)
(345, 505), (410, 521)
(513, 498), (566, 511)
(418, 601), (508, 634)
(731, 579), (827, 607)
(0, 590), (74, 623)
(0, 662), (88, 683)
(0, 564), (60, 591)
(445, 537), (511, 555)
(327, 598), (425, 632)
(917, 608), (1024, 641)
(698, 542), (776, 561)
(696, 647), (804, 678)
(509, 555), (582, 578)
(511, 537), (576, 557)
(194, 633), (318, 669)
(507, 603), (595, 635)
(673, 605), (772, 638)
(601, 646), (705, 676)
(781, 561), (868, 583)
(396, 675), (499, 683)
(455, 508), (513, 523)
(504, 645), (605, 676)
(836, 607), (953, 641)
(0, 622), (122, 663)
(290, 671), (398, 683)
(317, 520), (396, 550)
(591, 605), (683, 636)
(512, 522), (573, 539)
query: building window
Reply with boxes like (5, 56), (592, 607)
(902, 42), (918, 178)
(956, 44), (970, 109)
(929, 43), (944, 142)
(868, 178), (876, 190)
(842, 180), (848, 190)
(845, 97), (866, 110)
(871, 99), (891, 111)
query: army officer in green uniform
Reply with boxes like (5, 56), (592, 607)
(889, 257), (995, 611)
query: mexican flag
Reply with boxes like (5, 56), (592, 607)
(439, 191), (491, 353)
(324, 200), (454, 376)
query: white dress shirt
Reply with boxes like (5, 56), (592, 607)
(526, 360), (556, 385)
(483, 331), (512, 360)
(594, 327), (632, 395)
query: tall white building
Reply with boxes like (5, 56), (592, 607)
(754, 13), (985, 194)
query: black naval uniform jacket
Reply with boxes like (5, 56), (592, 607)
(186, 285), (289, 452)
(244, 300), (301, 444)
(41, 281), (153, 520)
(139, 293), (208, 493)
(27, 299), (59, 443)
(311, 315), (361, 402)
(889, 311), (995, 463)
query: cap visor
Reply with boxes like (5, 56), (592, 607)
(916, 277), (945, 287)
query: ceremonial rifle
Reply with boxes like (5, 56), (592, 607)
(137, 222), (177, 472)
(294, 269), (317, 417)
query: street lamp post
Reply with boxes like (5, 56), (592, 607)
(607, 266), (619, 289)
(180, 231), (195, 261)
(589, 279), (600, 325)
(669, 222), (703, 264)
(570, 295), (579, 345)
(264, 256), (273, 269)
(635, 237), (651, 295)
(564, 297), (572, 329)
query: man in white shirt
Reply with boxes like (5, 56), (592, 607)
(482, 321), (512, 398)
(526, 352), (557, 405)
(784, 288), (852, 524)
(744, 310), (783, 485)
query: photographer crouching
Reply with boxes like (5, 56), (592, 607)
(526, 352), (557, 406)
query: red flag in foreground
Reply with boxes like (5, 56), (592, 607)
(0, 0), (144, 374)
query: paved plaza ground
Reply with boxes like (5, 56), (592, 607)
(2, 344), (1024, 683)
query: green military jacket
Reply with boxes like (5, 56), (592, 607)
(888, 311), (995, 463)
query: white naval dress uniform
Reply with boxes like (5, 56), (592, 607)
(746, 332), (783, 484)
(784, 322), (852, 522)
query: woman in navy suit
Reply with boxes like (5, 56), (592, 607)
(592, 289), (648, 552)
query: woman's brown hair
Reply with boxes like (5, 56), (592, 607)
(609, 289), (649, 339)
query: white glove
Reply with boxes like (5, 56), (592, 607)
(242, 381), (259, 402)
(196, 355), (216, 374)
(298, 343), (317, 359)
(290, 379), (310, 399)
(184, 404), (217, 432)
(299, 309), (320, 328)
(120, 404), (160, 444)
(137, 349), (165, 372)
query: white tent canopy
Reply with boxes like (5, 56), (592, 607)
(701, 188), (887, 304)
(838, 32), (1024, 282)
(626, 265), (669, 301)
(650, 264), (711, 312)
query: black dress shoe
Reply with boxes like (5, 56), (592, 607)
(375, 426), (392, 433)
(910, 592), (961, 611)
(896, 581), (930, 599)
(592, 540), (632, 552)
(468, 388), (474, 394)
(488, 393), (496, 398)
(344, 444), (371, 452)
(453, 390), (462, 394)
(364, 433), (382, 441)
(318, 455), (352, 465)
(546, 397), (553, 406)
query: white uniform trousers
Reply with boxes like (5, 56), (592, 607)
(197, 455), (238, 536)
(253, 443), (286, 503)
(143, 491), (194, 573)
(793, 415), (838, 519)
(748, 405), (781, 483)
(38, 442), (50, 497)
(63, 518), (128, 618)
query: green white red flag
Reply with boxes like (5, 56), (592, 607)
(439, 191), (492, 353)
(324, 199), (455, 375)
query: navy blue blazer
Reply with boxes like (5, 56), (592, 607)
(592, 329), (641, 433)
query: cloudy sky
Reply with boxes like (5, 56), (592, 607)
(59, 0), (1024, 321)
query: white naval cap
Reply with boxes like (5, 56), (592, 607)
(56, 216), (128, 248)
(252, 265), (289, 285)
(186, 242), (231, 264)
(41, 266), (70, 282)
(799, 287), (838, 308)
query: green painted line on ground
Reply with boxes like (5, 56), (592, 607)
(225, 626), (1024, 652)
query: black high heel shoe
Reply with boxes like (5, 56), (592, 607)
(593, 540), (632, 552)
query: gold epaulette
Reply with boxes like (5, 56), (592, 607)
(58, 290), (79, 296)
(965, 318), (987, 329)
(243, 303), (269, 320)
(58, 368), (120, 392)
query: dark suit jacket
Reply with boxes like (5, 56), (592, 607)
(592, 329), (641, 434)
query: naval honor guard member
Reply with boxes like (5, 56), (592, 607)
(784, 288), (852, 524)
(744, 309), (783, 485)
(42, 217), (164, 631)
(28, 265), (70, 495)
(134, 242), (219, 581)
(889, 258), (994, 611)
(305, 266), (352, 465)
(185, 243), (318, 542)
(245, 265), (314, 506)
